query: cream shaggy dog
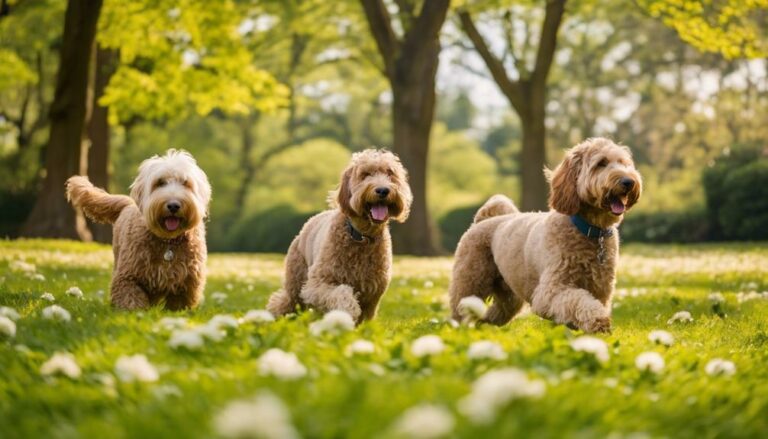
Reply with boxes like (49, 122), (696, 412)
(267, 149), (412, 324)
(449, 138), (642, 333)
(66, 149), (211, 310)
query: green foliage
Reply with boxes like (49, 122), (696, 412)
(438, 204), (480, 252)
(224, 205), (313, 253)
(620, 208), (711, 243)
(0, 49), (36, 91)
(1, 241), (768, 437)
(703, 148), (768, 240)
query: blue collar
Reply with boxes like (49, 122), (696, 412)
(570, 215), (614, 239)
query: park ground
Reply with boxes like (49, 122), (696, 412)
(1, 239), (767, 438)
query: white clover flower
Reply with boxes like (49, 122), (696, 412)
(392, 404), (455, 439)
(42, 305), (71, 322)
(459, 368), (545, 424)
(40, 352), (81, 379)
(157, 317), (188, 331)
(736, 291), (768, 303)
(423, 280), (434, 289)
(635, 352), (665, 374)
(114, 354), (159, 382)
(648, 330), (674, 346)
(30, 273), (46, 281)
(705, 358), (736, 376)
(215, 392), (299, 439)
(467, 341), (507, 361)
(240, 309), (275, 324)
(0, 315), (16, 338)
(210, 291), (228, 304)
(309, 310), (355, 336)
(208, 314), (239, 331)
(411, 335), (445, 358)
(195, 323), (226, 342)
(168, 329), (205, 350)
(457, 296), (487, 322)
(570, 336), (610, 363)
(667, 311), (693, 324)
(65, 286), (84, 299)
(708, 292), (725, 304)
(0, 306), (20, 321)
(40, 292), (55, 302)
(10, 260), (36, 273)
(258, 348), (307, 380)
(346, 339), (375, 356)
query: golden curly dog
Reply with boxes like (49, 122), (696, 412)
(267, 149), (412, 324)
(66, 149), (211, 310)
(449, 138), (642, 333)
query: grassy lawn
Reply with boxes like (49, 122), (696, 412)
(1, 239), (767, 438)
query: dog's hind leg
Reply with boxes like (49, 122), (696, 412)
(267, 240), (306, 316)
(483, 277), (524, 326)
(449, 230), (499, 321)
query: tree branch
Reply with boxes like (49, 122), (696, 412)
(360, 0), (400, 78)
(458, 9), (525, 113)
(532, 0), (566, 87)
(400, 0), (450, 65)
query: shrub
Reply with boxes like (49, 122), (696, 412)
(438, 204), (481, 252)
(619, 208), (711, 243)
(224, 205), (315, 253)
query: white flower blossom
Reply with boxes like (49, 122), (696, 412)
(42, 305), (71, 322)
(0, 306), (20, 321)
(10, 260), (36, 273)
(667, 311), (694, 324)
(40, 352), (81, 379)
(0, 315), (16, 338)
(346, 339), (375, 356)
(392, 404), (455, 439)
(467, 341), (507, 361)
(309, 310), (355, 336)
(736, 291), (768, 303)
(258, 348), (307, 380)
(215, 392), (299, 439)
(30, 273), (46, 281)
(196, 323), (226, 342)
(157, 317), (188, 331)
(635, 352), (665, 374)
(705, 358), (736, 376)
(648, 330), (674, 346)
(210, 292), (228, 304)
(570, 336), (610, 363)
(114, 354), (159, 382)
(423, 280), (434, 289)
(708, 292), (725, 304)
(40, 292), (55, 302)
(411, 335), (445, 358)
(240, 309), (275, 324)
(208, 314), (239, 331)
(459, 368), (545, 424)
(457, 296), (487, 322)
(168, 329), (205, 350)
(65, 286), (84, 299)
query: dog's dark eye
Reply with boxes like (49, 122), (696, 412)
(360, 171), (370, 178)
(182, 179), (192, 189)
(596, 159), (608, 168)
(154, 179), (166, 188)
(386, 169), (395, 177)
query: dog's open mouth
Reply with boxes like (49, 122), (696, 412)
(368, 204), (390, 223)
(163, 216), (181, 232)
(608, 196), (626, 216)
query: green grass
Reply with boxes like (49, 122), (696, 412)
(1, 239), (768, 438)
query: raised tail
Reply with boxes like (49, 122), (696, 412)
(66, 176), (134, 224)
(473, 194), (519, 223)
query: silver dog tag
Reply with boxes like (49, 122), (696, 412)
(164, 249), (174, 261)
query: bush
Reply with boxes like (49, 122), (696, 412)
(619, 208), (711, 243)
(702, 147), (768, 240)
(224, 205), (315, 253)
(0, 190), (34, 238)
(438, 204), (481, 252)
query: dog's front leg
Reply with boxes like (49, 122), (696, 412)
(531, 283), (611, 333)
(110, 275), (150, 310)
(300, 276), (362, 322)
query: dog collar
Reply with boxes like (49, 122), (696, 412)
(346, 219), (374, 244)
(570, 215), (614, 239)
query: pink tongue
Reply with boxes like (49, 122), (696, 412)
(164, 217), (180, 231)
(370, 205), (389, 221)
(611, 200), (626, 215)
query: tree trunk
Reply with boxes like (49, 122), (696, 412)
(520, 110), (549, 211)
(87, 46), (116, 243)
(20, 0), (103, 239)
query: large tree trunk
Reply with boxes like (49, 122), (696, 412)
(520, 111), (548, 211)
(20, 0), (103, 239)
(87, 46), (116, 243)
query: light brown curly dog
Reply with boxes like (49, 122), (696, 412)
(66, 149), (211, 310)
(449, 138), (642, 333)
(267, 149), (412, 324)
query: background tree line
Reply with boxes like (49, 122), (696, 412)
(1, 0), (766, 254)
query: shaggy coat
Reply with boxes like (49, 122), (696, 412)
(267, 149), (412, 324)
(66, 150), (211, 310)
(449, 138), (642, 333)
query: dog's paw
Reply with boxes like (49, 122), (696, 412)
(582, 316), (612, 334)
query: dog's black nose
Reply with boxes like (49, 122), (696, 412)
(167, 201), (181, 213)
(620, 178), (635, 190)
(375, 187), (390, 198)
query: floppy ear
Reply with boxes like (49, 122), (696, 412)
(548, 150), (582, 215)
(336, 166), (356, 217)
(393, 165), (412, 223)
(129, 175), (145, 207)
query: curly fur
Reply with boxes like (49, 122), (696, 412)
(267, 149), (412, 324)
(449, 138), (642, 333)
(66, 149), (211, 310)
